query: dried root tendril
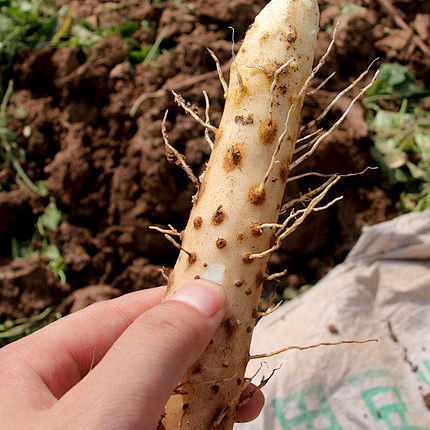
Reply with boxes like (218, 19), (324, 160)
(250, 339), (378, 360)
(264, 269), (288, 282)
(261, 104), (295, 188)
(297, 23), (339, 99)
(301, 58), (379, 133)
(287, 166), (378, 184)
(172, 90), (217, 134)
(290, 70), (380, 171)
(203, 90), (215, 151)
(162, 110), (200, 187)
(158, 267), (170, 283)
(149, 224), (181, 236)
(252, 177), (341, 260)
(268, 59), (294, 121)
(258, 300), (283, 318)
(207, 48), (228, 97)
(149, 225), (194, 260)
(238, 367), (280, 408)
(306, 71), (336, 96)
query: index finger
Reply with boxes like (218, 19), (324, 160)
(1, 287), (166, 402)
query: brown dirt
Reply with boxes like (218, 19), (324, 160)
(1, 0), (429, 319)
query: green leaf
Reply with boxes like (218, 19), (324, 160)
(69, 24), (101, 48)
(406, 161), (426, 180)
(0, 0), (58, 93)
(0, 306), (61, 344)
(41, 243), (61, 260)
(383, 147), (407, 169)
(341, 2), (365, 14)
(366, 63), (428, 100)
(368, 98), (430, 212)
(11, 236), (32, 259)
(35, 180), (49, 196)
(37, 199), (62, 234)
(282, 287), (299, 300)
(415, 129), (430, 156)
(118, 21), (140, 38)
(372, 108), (412, 131)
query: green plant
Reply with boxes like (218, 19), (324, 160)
(1, 80), (67, 281)
(341, 2), (365, 14)
(0, 0), (58, 94)
(50, 4), (172, 66)
(12, 198), (68, 283)
(365, 64), (430, 212)
(0, 0), (169, 95)
(365, 63), (427, 106)
(0, 80), (48, 195)
(0, 306), (62, 345)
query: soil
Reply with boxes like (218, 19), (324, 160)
(1, 0), (429, 320)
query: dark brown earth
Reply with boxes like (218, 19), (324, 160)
(1, 0), (429, 320)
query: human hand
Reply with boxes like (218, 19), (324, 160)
(0, 281), (264, 429)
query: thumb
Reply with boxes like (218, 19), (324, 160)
(54, 281), (225, 429)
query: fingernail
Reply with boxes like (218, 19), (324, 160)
(201, 263), (225, 284)
(167, 281), (225, 318)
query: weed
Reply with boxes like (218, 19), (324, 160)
(365, 64), (430, 212)
(365, 63), (427, 107)
(0, 0), (57, 94)
(13, 199), (68, 283)
(0, 80), (48, 195)
(0, 0), (173, 95)
(0, 306), (62, 345)
(341, 2), (365, 14)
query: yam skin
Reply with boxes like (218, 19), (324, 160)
(160, 0), (319, 428)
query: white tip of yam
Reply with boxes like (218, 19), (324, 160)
(202, 263), (225, 284)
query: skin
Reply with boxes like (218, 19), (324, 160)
(0, 281), (264, 429)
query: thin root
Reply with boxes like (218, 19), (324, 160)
(258, 289), (280, 319)
(287, 166), (378, 183)
(258, 300), (283, 318)
(149, 223), (181, 236)
(270, 60), (294, 94)
(158, 267), (170, 283)
(203, 90), (214, 151)
(290, 70), (380, 171)
(207, 48), (228, 96)
(297, 23), (338, 99)
(250, 177), (341, 259)
(265, 269), (288, 282)
(276, 177), (341, 237)
(213, 364), (272, 427)
(261, 104), (295, 188)
(158, 232), (194, 259)
(229, 26), (244, 92)
(250, 339), (378, 360)
(269, 59), (294, 121)
(277, 167), (375, 227)
(294, 129), (324, 154)
(301, 58), (379, 133)
(282, 176), (338, 212)
(306, 71), (336, 96)
(293, 130), (323, 155)
(238, 367), (280, 408)
(162, 110), (200, 187)
(172, 91), (217, 133)
(164, 234), (184, 251)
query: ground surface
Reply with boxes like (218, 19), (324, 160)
(1, 0), (429, 322)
